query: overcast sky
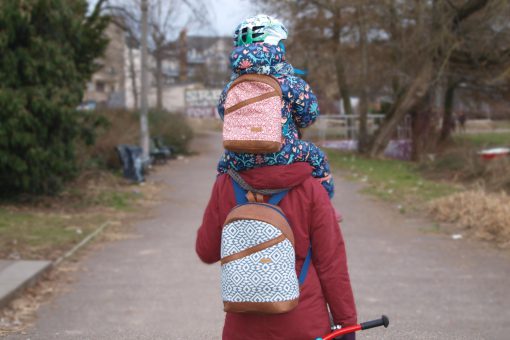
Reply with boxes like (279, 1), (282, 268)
(209, 0), (256, 36)
(88, 0), (258, 37)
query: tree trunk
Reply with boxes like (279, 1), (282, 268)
(368, 61), (433, 157)
(357, 3), (369, 153)
(155, 51), (163, 110)
(389, 0), (401, 97)
(438, 78), (457, 144)
(332, 9), (353, 138)
(128, 45), (138, 110)
(410, 110), (422, 162)
(410, 97), (432, 162)
(336, 53), (353, 116)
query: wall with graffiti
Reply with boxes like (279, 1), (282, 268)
(185, 88), (222, 118)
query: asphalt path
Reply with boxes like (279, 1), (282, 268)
(7, 132), (510, 339)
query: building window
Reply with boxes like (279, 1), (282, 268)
(96, 81), (105, 92)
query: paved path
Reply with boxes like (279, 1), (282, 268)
(7, 132), (510, 339)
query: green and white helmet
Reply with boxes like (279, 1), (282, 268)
(233, 14), (288, 47)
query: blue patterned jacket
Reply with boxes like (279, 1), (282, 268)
(217, 43), (334, 197)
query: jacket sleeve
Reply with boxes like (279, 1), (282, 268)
(310, 183), (357, 327)
(217, 80), (232, 121)
(196, 178), (223, 264)
(289, 140), (334, 197)
(290, 77), (320, 128)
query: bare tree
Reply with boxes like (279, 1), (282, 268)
(107, 0), (212, 110)
(368, 0), (499, 156)
(254, 0), (510, 158)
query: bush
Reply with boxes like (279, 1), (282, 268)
(0, 0), (109, 194)
(149, 110), (194, 155)
(80, 109), (140, 169)
(82, 109), (194, 170)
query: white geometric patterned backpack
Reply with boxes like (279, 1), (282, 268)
(220, 171), (312, 314)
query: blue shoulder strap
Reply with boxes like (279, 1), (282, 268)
(299, 246), (312, 285)
(268, 190), (288, 205)
(231, 178), (248, 204)
(294, 68), (308, 76)
(231, 178), (288, 205)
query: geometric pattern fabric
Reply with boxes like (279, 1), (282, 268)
(221, 219), (299, 303)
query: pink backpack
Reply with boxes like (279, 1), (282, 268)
(223, 74), (283, 154)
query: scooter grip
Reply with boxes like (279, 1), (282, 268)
(360, 315), (389, 330)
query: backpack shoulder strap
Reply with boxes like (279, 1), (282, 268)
(298, 246), (312, 286)
(267, 190), (288, 205)
(231, 176), (288, 205)
(228, 169), (288, 196)
(231, 178), (248, 205)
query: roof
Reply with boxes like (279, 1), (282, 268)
(163, 35), (231, 52)
(186, 36), (231, 51)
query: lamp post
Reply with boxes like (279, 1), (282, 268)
(139, 0), (150, 165)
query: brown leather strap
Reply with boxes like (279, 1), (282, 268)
(246, 191), (256, 202)
(230, 74), (282, 96)
(245, 192), (264, 203)
(220, 234), (286, 265)
(225, 90), (280, 114)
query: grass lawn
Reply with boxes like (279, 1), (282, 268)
(327, 150), (455, 210)
(454, 131), (510, 148)
(0, 174), (148, 261)
(0, 210), (105, 260)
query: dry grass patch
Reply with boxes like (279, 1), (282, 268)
(0, 169), (163, 260)
(429, 190), (510, 247)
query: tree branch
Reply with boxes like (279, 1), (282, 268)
(452, 0), (489, 30)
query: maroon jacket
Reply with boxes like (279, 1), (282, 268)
(196, 163), (357, 340)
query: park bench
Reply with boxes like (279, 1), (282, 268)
(116, 145), (145, 183)
(150, 137), (174, 164)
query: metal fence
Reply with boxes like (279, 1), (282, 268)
(306, 114), (412, 142)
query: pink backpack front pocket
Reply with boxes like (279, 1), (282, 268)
(223, 74), (283, 154)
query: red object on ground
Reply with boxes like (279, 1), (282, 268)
(478, 147), (510, 160)
(319, 315), (389, 339)
(196, 163), (357, 340)
(321, 325), (362, 340)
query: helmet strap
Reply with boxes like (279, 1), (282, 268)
(278, 41), (286, 53)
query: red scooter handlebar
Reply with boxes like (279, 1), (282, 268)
(317, 315), (389, 340)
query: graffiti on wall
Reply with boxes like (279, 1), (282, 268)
(185, 89), (222, 118)
(322, 139), (412, 161)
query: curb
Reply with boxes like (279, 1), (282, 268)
(53, 221), (112, 266)
(0, 221), (112, 310)
(0, 261), (52, 310)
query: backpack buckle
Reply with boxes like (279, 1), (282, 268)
(246, 191), (264, 203)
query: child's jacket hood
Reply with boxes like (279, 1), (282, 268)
(238, 163), (313, 190)
(229, 43), (294, 78)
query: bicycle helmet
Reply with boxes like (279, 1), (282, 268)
(233, 14), (288, 47)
